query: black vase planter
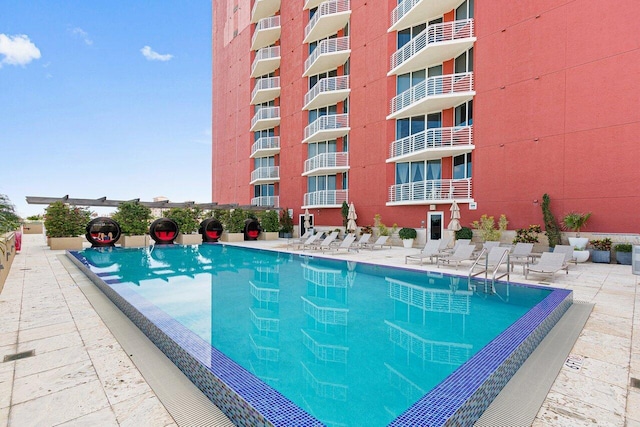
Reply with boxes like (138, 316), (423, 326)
(591, 250), (611, 263)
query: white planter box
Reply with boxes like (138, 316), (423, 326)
(221, 232), (244, 242)
(176, 234), (203, 245)
(258, 232), (279, 240)
(49, 237), (84, 250)
(120, 235), (151, 248)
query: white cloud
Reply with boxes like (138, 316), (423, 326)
(69, 27), (93, 45)
(0, 34), (41, 68)
(140, 45), (173, 61)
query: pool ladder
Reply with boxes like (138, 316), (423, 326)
(467, 248), (511, 294)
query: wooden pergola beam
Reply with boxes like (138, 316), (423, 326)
(25, 196), (275, 211)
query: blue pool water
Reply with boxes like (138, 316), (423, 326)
(71, 244), (570, 426)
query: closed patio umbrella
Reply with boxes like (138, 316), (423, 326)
(448, 200), (462, 232)
(346, 203), (357, 234)
(304, 209), (311, 230)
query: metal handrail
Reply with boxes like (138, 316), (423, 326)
(251, 136), (280, 157)
(304, 75), (349, 107)
(305, 0), (350, 40)
(252, 77), (280, 99)
(389, 126), (472, 158)
(304, 152), (349, 173)
(251, 45), (281, 75)
(251, 196), (279, 207)
(251, 166), (280, 182)
(252, 15), (281, 48)
(303, 189), (348, 207)
(304, 36), (350, 74)
(304, 113), (349, 140)
(468, 249), (511, 293)
(390, 0), (420, 28)
(390, 72), (474, 115)
(389, 178), (472, 202)
(390, 19), (474, 71)
(251, 106), (280, 129)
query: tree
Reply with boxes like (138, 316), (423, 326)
(541, 194), (562, 248)
(112, 201), (152, 236)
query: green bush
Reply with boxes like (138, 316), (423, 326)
(541, 194), (562, 248)
(589, 238), (612, 251)
(165, 207), (202, 234)
(112, 201), (152, 235)
(455, 226), (473, 240)
(279, 209), (293, 233)
(44, 202), (92, 238)
(259, 210), (279, 232)
(615, 243), (632, 253)
(513, 224), (542, 244)
(471, 214), (508, 241)
(227, 208), (246, 233)
(398, 227), (417, 240)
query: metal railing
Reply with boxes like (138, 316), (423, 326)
(251, 106), (280, 129)
(389, 178), (472, 202)
(251, 136), (280, 157)
(390, 19), (474, 71)
(304, 113), (349, 140)
(251, 166), (280, 182)
(252, 15), (281, 47)
(304, 189), (348, 207)
(251, 45), (281, 75)
(304, 152), (349, 174)
(252, 76), (280, 99)
(251, 0), (280, 23)
(389, 126), (473, 158)
(251, 196), (279, 207)
(390, 0), (421, 28)
(305, 0), (350, 40)
(304, 75), (349, 107)
(390, 72), (473, 115)
(304, 36), (350, 75)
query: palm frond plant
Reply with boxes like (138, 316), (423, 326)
(561, 212), (591, 237)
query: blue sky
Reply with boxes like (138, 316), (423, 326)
(0, 1), (212, 218)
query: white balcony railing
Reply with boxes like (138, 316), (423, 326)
(251, 15), (281, 51)
(251, 196), (280, 208)
(389, 72), (474, 118)
(303, 75), (350, 110)
(251, 0), (281, 23)
(390, 0), (461, 32)
(251, 106), (280, 131)
(251, 45), (281, 77)
(304, 36), (350, 77)
(251, 76), (281, 104)
(303, 152), (349, 176)
(250, 166), (280, 184)
(389, 126), (473, 160)
(304, 0), (351, 44)
(389, 19), (474, 74)
(303, 113), (349, 143)
(251, 136), (280, 158)
(388, 178), (472, 204)
(303, 189), (349, 208)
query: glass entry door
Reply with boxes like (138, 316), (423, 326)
(427, 212), (443, 240)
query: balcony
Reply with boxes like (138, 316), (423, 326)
(251, 15), (281, 51)
(251, 136), (280, 158)
(304, 0), (351, 44)
(303, 152), (349, 176)
(387, 178), (472, 205)
(303, 113), (349, 144)
(303, 189), (348, 209)
(251, 0), (281, 23)
(387, 126), (473, 163)
(389, 0), (462, 32)
(303, 75), (350, 110)
(388, 72), (474, 120)
(250, 166), (280, 185)
(389, 19), (475, 76)
(303, 36), (350, 77)
(251, 77), (281, 105)
(251, 195), (279, 208)
(303, 0), (324, 10)
(251, 106), (280, 132)
(251, 46), (281, 78)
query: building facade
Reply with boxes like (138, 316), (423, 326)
(213, 0), (640, 236)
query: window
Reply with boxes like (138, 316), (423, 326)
(308, 141), (337, 158)
(397, 23), (428, 49)
(396, 160), (441, 184)
(254, 128), (275, 141)
(254, 156), (275, 169)
(254, 184), (274, 197)
(308, 175), (336, 192)
(396, 116), (425, 139)
(397, 69), (427, 95)
(455, 48), (473, 74)
(455, 100), (473, 126)
(453, 153), (472, 179)
(456, 0), (474, 20)
(308, 105), (337, 124)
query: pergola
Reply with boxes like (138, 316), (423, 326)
(25, 195), (274, 211)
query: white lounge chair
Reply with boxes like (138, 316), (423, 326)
(405, 239), (441, 265)
(307, 231), (339, 251)
(437, 244), (476, 269)
(524, 252), (569, 281)
(299, 232), (321, 250)
(363, 235), (392, 250)
(470, 246), (511, 275)
(553, 245), (577, 265)
(509, 242), (534, 272)
(329, 233), (358, 253)
(286, 230), (312, 249)
(355, 233), (372, 249)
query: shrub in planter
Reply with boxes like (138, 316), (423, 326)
(112, 201), (152, 236)
(398, 227), (417, 240)
(259, 210), (279, 232)
(279, 209), (294, 237)
(455, 226), (473, 240)
(165, 206), (202, 234)
(614, 243), (632, 265)
(227, 208), (247, 233)
(44, 202), (91, 238)
(513, 225), (541, 244)
(471, 214), (508, 242)
(589, 238), (612, 263)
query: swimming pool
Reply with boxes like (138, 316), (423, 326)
(69, 244), (572, 426)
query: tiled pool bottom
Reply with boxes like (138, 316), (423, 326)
(67, 252), (572, 427)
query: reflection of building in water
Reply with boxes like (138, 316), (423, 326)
(248, 263), (280, 382)
(385, 277), (473, 407)
(300, 262), (350, 414)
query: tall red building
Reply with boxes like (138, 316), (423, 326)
(213, 0), (640, 237)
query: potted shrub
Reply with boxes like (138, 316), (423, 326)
(279, 209), (294, 238)
(112, 201), (152, 247)
(166, 206), (203, 245)
(223, 208), (246, 242)
(562, 212), (591, 250)
(44, 201), (91, 250)
(471, 214), (508, 242)
(589, 238), (611, 263)
(541, 193), (562, 249)
(614, 243), (632, 265)
(455, 226), (473, 240)
(258, 210), (279, 240)
(398, 227), (417, 248)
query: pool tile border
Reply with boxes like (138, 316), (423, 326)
(68, 249), (572, 427)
